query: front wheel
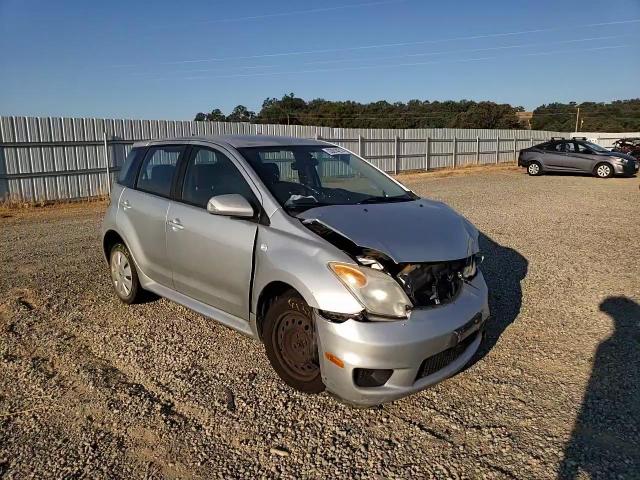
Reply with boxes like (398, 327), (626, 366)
(527, 161), (542, 176)
(594, 163), (613, 178)
(263, 291), (325, 394)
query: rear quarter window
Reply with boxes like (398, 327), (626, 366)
(117, 147), (145, 188)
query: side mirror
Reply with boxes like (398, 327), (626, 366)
(206, 194), (254, 218)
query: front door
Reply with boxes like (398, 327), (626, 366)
(117, 145), (185, 287)
(572, 142), (599, 173)
(166, 145), (260, 320)
(545, 141), (574, 171)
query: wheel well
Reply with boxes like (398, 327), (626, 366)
(103, 230), (124, 261)
(256, 281), (299, 340)
(594, 161), (613, 172)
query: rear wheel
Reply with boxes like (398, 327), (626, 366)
(595, 163), (613, 178)
(109, 243), (142, 304)
(263, 291), (325, 394)
(527, 161), (542, 176)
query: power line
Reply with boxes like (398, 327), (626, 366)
(174, 0), (407, 26)
(154, 44), (631, 81)
(134, 35), (624, 77)
(110, 18), (640, 68)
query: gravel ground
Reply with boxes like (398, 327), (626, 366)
(1, 165), (638, 479)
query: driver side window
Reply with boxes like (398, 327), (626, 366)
(554, 142), (575, 153)
(181, 147), (256, 209)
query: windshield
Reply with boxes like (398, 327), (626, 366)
(582, 141), (609, 152)
(237, 145), (415, 211)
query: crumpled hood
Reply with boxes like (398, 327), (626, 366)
(297, 199), (478, 263)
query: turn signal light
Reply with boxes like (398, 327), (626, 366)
(329, 263), (368, 288)
(324, 352), (345, 368)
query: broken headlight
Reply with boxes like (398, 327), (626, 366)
(462, 253), (484, 280)
(328, 262), (412, 319)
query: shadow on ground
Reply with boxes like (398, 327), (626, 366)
(466, 232), (528, 367)
(558, 296), (640, 479)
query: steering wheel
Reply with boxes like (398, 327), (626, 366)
(294, 183), (322, 198)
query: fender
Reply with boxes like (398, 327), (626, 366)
(251, 221), (363, 316)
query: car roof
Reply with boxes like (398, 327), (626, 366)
(135, 134), (328, 149)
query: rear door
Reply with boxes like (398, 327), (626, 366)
(166, 145), (261, 320)
(117, 145), (185, 287)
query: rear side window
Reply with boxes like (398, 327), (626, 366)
(117, 147), (145, 188)
(136, 145), (184, 197)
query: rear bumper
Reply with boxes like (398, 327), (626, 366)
(315, 271), (490, 406)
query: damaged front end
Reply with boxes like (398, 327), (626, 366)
(395, 255), (482, 307)
(304, 219), (482, 313)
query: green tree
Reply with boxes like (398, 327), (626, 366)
(226, 105), (256, 123)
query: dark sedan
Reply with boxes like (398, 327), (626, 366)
(518, 138), (639, 178)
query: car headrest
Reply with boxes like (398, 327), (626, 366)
(261, 163), (280, 183)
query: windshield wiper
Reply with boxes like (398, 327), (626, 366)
(358, 195), (413, 204)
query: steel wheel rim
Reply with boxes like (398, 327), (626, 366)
(273, 310), (319, 381)
(597, 165), (610, 177)
(111, 251), (132, 297)
(529, 164), (539, 175)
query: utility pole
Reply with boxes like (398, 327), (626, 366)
(575, 107), (580, 132)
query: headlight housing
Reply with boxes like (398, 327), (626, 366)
(462, 253), (484, 280)
(328, 262), (412, 319)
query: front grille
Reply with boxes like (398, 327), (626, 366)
(415, 332), (479, 381)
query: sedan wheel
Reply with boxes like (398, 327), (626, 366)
(595, 163), (613, 178)
(527, 161), (542, 176)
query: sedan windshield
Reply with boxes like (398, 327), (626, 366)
(582, 141), (609, 152)
(237, 145), (415, 211)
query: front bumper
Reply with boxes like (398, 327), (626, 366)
(315, 271), (490, 406)
(616, 160), (639, 176)
(614, 160), (640, 176)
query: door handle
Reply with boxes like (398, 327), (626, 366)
(168, 218), (184, 231)
(120, 200), (132, 210)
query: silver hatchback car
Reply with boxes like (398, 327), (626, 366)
(102, 135), (489, 406)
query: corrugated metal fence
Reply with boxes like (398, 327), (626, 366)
(0, 115), (634, 202)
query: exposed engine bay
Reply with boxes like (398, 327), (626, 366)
(303, 219), (479, 308)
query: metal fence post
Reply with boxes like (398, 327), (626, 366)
(358, 134), (364, 157)
(495, 136), (500, 164)
(425, 137), (430, 171)
(453, 136), (457, 168)
(530, 138), (534, 148)
(394, 136), (399, 174)
(103, 131), (111, 195)
(513, 137), (517, 162)
(476, 136), (480, 164)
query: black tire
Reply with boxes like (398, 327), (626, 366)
(109, 243), (143, 304)
(527, 161), (543, 176)
(594, 162), (613, 178)
(263, 290), (325, 394)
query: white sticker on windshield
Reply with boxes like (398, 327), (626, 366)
(322, 147), (349, 156)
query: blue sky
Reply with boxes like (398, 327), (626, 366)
(1, 0), (639, 120)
